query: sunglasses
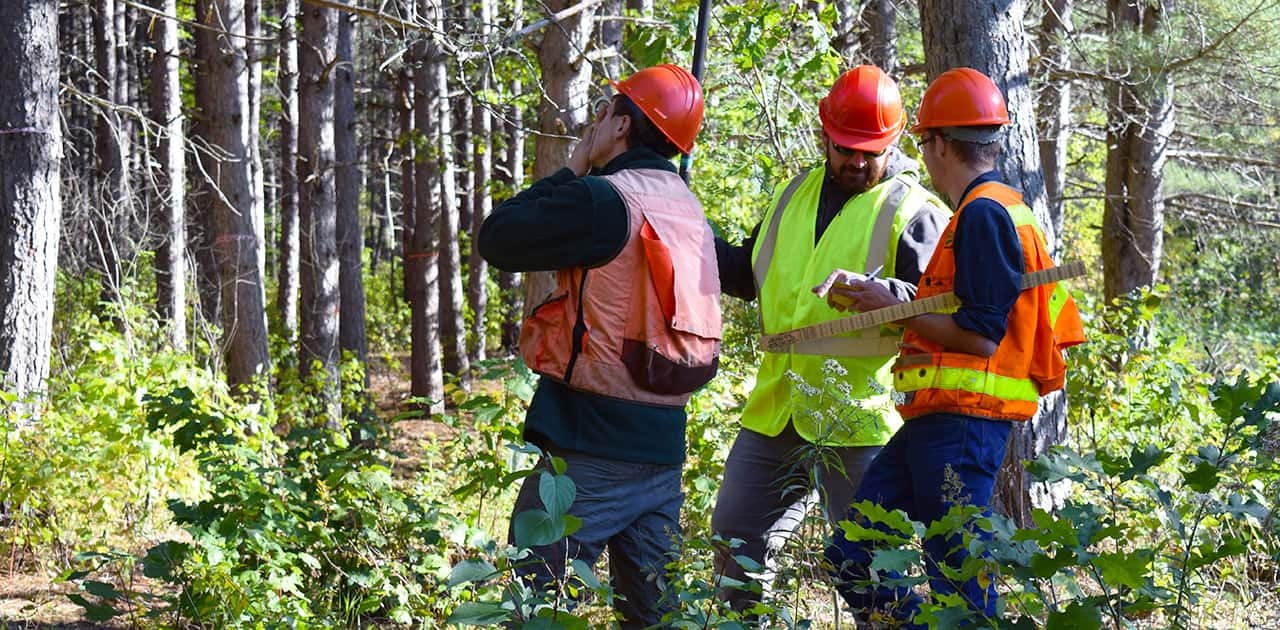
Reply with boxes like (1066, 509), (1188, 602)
(829, 140), (888, 159)
(915, 133), (939, 151)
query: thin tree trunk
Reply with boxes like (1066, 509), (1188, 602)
(150, 0), (187, 349)
(497, 0), (525, 353)
(93, 0), (126, 315)
(433, 3), (469, 389)
(599, 0), (623, 80)
(246, 0), (267, 301)
(860, 0), (897, 75)
(919, 0), (1055, 526)
(398, 67), (415, 306)
(299, 0), (341, 421)
(524, 0), (597, 314)
(1037, 0), (1073, 254)
(831, 0), (859, 62)
(0, 0), (61, 416)
(467, 0), (493, 365)
(203, 0), (270, 394)
(336, 11), (368, 371)
(410, 2), (445, 412)
(1102, 0), (1171, 302)
(276, 0), (300, 341)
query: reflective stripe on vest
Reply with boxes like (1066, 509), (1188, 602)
(895, 363), (1040, 402)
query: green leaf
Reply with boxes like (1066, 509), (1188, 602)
(569, 558), (601, 589)
(1182, 461), (1220, 492)
(66, 594), (121, 622)
(868, 548), (920, 573)
(446, 601), (511, 625)
(82, 580), (123, 600)
(513, 509), (563, 548)
(448, 559), (498, 587)
(1046, 601), (1102, 630)
(550, 456), (567, 476)
(538, 471), (575, 517)
(561, 513), (582, 538)
(1093, 550), (1150, 589)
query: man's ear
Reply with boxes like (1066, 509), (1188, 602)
(607, 111), (632, 142)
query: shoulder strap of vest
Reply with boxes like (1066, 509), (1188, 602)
(752, 168), (811, 292)
(862, 176), (914, 277)
(958, 180), (1022, 210)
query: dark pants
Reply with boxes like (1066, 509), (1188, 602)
(510, 451), (683, 628)
(711, 424), (881, 611)
(825, 414), (1012, 628)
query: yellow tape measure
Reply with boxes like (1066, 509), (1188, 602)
(759, 260), (1086, 354)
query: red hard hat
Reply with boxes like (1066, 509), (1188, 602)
(818, 65), (906, 152)
(611, 64), (704, 154)
(911, 67), (1010, 134)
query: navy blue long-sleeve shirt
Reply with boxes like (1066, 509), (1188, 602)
(948, 171), (1024, 345)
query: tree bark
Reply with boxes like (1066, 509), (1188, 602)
(860, 0), (897, 75)
(299, 0), (341, 421)
(468, 0), (494, 364)
(497, 0), (525, 352)
(831, 0), (859, 63)
(92, 0), (127, 314)
(246, 0), (267, 300)
(0, 0), (61, 415)
(150, 0), (187, 350)
(432, 4), (470, 389)
(190, 0), (220, 333)
(336, 11), (368, 371)
(410, 1), (445, 413)
(276, 0), (301, 341)
(1037, 0), (1073, 254)
(1102, 0), (1171, 302)
(202, 0), (271, 394)
(919, 0), (1057, 526)
(524, 0), (597, 315)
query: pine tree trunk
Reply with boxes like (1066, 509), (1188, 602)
(409, 19), (445, 413)
(150, 0), (187, 350)
(246, 0), (267, 300)
(202, 0), (270, 394)
(336, 11), (368, 371)
(191, 0), (221, 335)
(467, 0), (493, 364)
(524, 0), (596, 314)
(276, 0), (300, 341)
(398, 67), (415, 307)
(93, 0), (126, 314)
(860, 0), (897, 75)
(1037, 0), (1073, 254)
(497, 0), (525, 352)
(299, 0), (341, 421)
(920, 0), (1058, 526)
(1102, 0), (1171, 302)
(0, 0), (61, 415)
(432, 3), (470, 390)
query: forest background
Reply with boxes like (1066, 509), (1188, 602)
(1, 0), (1279, 627)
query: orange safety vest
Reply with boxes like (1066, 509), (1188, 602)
(518, 168), (723, 408)
(893, 181), (1086, 421)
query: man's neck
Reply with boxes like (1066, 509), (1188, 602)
(943, 164), (993, 207)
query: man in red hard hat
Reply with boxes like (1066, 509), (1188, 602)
(825, 67), (1085, 627)
(479, 64), (721, 627)
(710, 65), (950, 612)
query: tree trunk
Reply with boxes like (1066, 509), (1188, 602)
(398, 67), (415, 307)
(432, 4), (470, 390)
(498, 99), (526, 352)
(92, 0), (126, 314)
(246, 0), (267, 301)
(919, 0), (1057, 526)
(467, 0), (493, 364)
(1102, 0), (1171, 302)
(150, 0), (187, 350)
(202, 0), (270, 394)
(299, 0), (341, 421)
(409, 2), (445, 413)
(524, 0), (597, 315)
(0, 0), (61, 416)
(1037, 0), (1073, 254)
(336, 11), (369, 374)
(831, 0), (859, 63)
(599, 0), (623, 79)
(276, 0), (300, 341)
(190, 0), (220, 334)
(860, 0), (897, 76)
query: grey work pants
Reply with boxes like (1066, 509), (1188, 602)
(710, 423), (881, 612)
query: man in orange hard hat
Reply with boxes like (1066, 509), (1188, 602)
(710, 65), (950, 612)
(479, 64), (721, 627)
(825, 67), (1085, 626)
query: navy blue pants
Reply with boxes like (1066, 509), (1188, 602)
(825, 414), (1012, 627)
(510, 451), (683, 628)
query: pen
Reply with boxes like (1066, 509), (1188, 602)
(864, 264), (884, 280)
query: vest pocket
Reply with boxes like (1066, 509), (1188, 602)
(621, 339), (719, 395)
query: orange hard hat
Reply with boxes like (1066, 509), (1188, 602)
(818, 65), (906, 152)
(610, 64), (704, 154)
(911, 67), (1010, 134)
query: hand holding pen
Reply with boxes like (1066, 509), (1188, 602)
(813, 264), (901, 312)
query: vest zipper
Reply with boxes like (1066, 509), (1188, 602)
(562, 268), (590, 383)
